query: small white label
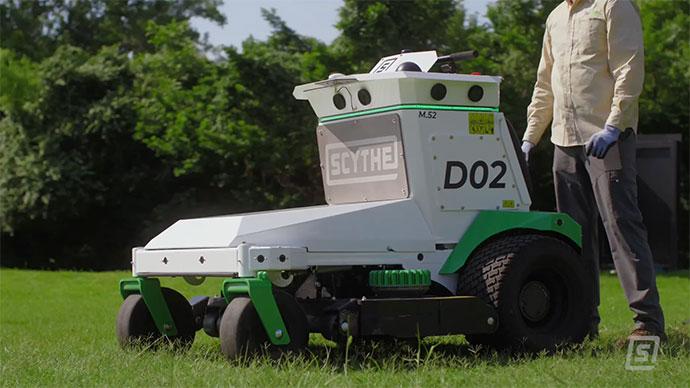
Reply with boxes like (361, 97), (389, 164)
(369, 51), (438, 74)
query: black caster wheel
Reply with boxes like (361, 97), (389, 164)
(219, 291), (308, 359)
(116, 287), (196, 350)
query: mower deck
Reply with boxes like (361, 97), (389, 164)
(300, 295), (498, 339)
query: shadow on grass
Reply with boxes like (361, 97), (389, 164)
(147, 326), (689, 372)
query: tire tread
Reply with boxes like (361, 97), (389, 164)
(457, 233), (589, 351)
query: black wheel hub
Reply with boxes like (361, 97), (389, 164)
(519, 280), (551, 322)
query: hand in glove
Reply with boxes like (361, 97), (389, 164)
(521, 141), (535, 162)
(585, 125), (620, 159)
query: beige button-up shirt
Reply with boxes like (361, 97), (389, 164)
(523, 0), (644, 147)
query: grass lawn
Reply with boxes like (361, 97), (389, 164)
(1, 269), (688, 387)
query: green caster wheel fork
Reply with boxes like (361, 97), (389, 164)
(119, 272), (290, 346)
(221, 271), (290, 345)
(119, 277), (177, 336)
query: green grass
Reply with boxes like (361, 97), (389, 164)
(1, 269), (688, 387)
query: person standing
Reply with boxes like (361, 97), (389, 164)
(521, 0), (665, 340)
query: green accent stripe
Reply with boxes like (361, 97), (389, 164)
(320, 104), (499, 122)
(439, 210), (582, 275)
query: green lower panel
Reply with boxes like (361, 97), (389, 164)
(439, 210), (581, 274)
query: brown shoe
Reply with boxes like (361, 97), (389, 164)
(628, 328), (667, 342)
(617, 328), (667, 348)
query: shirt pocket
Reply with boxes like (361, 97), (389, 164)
(578, 16), (607, 55)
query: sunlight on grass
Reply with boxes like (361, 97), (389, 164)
(0, 269), (688, 386)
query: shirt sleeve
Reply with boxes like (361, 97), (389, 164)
(523, 23), (555, 145)
(605, 0), (644, 130)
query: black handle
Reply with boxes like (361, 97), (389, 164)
(436, 50), (479, 64)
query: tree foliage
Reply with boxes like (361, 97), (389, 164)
(0, 45), (169, 267)
(132, 16), (330, 215)
(334, 0), (466, 72)
(0, 49), (40, 113)
(637, 0), (690, 135)
(1, 0), (687, 268)
(0, 0), (225, 60)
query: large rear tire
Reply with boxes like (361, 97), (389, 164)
(116, 287), (196, 350)
(219, 291), (309, 359)
(457, 234), (592, 351)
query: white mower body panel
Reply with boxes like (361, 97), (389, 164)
(132, 52), (531, 292)
(144, 200), (433, 252)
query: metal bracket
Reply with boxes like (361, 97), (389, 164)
(221, 271), (290, 345)
(119, 277), (177, 336)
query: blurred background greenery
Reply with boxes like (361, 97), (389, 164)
(1, 0), (687, 269)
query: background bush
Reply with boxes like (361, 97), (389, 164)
(1, 0), (687, 269)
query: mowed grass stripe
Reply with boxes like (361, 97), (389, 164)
(0, 269), (688, 386)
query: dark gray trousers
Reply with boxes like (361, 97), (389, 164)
(553, 130), (665, 333)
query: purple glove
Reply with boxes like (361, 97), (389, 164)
(521, 141), (535, 162)
(585, 124), (620, 159)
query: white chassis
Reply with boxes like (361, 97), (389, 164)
(131, 51), (532, 293)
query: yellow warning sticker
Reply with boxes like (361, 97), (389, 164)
(468, 112), (494, 135)
(502, 199), (515, 208)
